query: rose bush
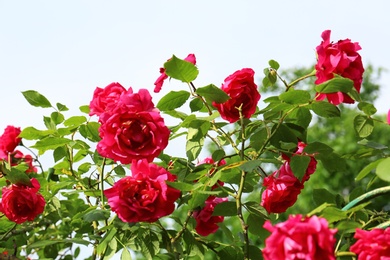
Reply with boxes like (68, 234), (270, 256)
(0, 29), (389, 259)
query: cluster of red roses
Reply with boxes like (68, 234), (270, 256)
(0, 126), (45, 224)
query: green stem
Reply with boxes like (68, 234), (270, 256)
(342, 186), (390, 211)
(336, 251), (356, 257)
(171, 210), (193, 244)
(100, 158), (107, 209)
(236, 105), (249, 260)
(375, 220), (390, 229)
(286, 70), (316, 90)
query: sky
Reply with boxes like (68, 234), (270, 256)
(1, 1), (390, 258)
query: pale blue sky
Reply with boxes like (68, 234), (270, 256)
(1, 1), (390, 258)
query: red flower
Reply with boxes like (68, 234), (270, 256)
(261, 162), (304, 214)
(104, 160), (181, 223)
(89, 82), (126, 117)
(315, 30), (364, 105)
(193, 196), (228, 236)
(0, 126), (22, 159)
(350, 228), (390, 259)
(213, 68), (260, 123)
(154, 54), (197, 93)
(288, 141), (317, 183)
(0, 178), (46, 224)
(97, 88), (170, 163)
(263, 215), (337, 260)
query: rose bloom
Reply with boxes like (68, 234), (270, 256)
(104, 159), (181, 223)
(315, 30), (364, 105)
(97, 88), (170, 163)
(213, 68), (260, 123)
(193, 196), (228, 236)
(0, 126), (22, 159)
(263, 214), (337, 260)
(89, 82), (127, 117)
(350, 228), (390, 259)
(0, 178), (46, 224)
(154, 53), (197, 93)
(261, 162), (304, 214)
(387, 109), (390, 125)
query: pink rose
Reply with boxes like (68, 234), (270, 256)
(315, 30), (364, 105)
(104, 159), (181, 223)
(263, 215), (337, 260)
(154, 54), (197, 93)
(213, 68), (260, 123)
(261, 162), (304, 214)
(350, 228), (390, 259)
(387, 109), (390, 125)
(97, 88), (170, 163)
(0, 126), (21, 159)
(193, 196), (228, 236)
(0, 178), (46, 224)
(89, 82), (126, 117)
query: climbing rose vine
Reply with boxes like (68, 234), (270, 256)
(0, 29), (389, 259)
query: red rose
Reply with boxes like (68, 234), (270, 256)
(263, 215), (337, 260)
(350, 228), (390, 259)
(0, 126), (21, 159)
(387, 109), (390, 125)
(213, 68), (260, 123)
(315, 30), (364, 105)
(0, 178), (46, 224)
(154, 54), (197, 93)
(193, 196), (228, 236)
(89, 82), (126, 117)
(104, 159), (181, 223)
(261, 162), (304, 214)
(97, 88), (170, 163)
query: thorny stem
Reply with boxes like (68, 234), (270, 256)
(171, 210), (194, 244)
(336, 251), (357, 258)
(100, 158), (107, 209)
(236, 105), (250, 260)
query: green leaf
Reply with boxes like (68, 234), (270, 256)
(19, 126), (54, 140)
(354, 115), (374, 138)
(121, 247), (132, 260)
(22, 90), (52, 108)
(336, 220), (362, 233)
(186, 139), (204, 162)
(97, 227), (117, 255)
(358, 101), (377, 116)
(31, 137), (72, 154)
(304, 141), (333, 154)
(313, 188), (336, 206)
(83, 209), (110, 222)
(0, 163), (32, 186)
(166, 181), (197, 192)
(279, 90), (311, 104)
(321, 207), (348, 223)
(28, 240), (61, 249)
(315, 77), (353, 94)
(268, 59), (280, 70)
(63, 116), (87, 127)
(239, 160), (262, 172)
(195, 84), (230, 103)
(56, 102), (69, 111)
(212, 201), (236, 216)
(247, 213), (267, 237)
(51, 111), (64, 125)
(217, 246), (244, 260)
(189, 97), (204, 112)
(286, 107), (312, 129)
(310, 101), (340, 118)
(269, 124), (297, 150)
(164, 55), (198, 83)
(212, 149), (226, 162)
(355, 159), (384, 181)
(79, 105), (90, 114)
(290, 155), (311, 181)
(376, 157), (390, 182)
(358, 139), (388, 150)
(188, 190), (209, 209)
(156, 90), (190, 111)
